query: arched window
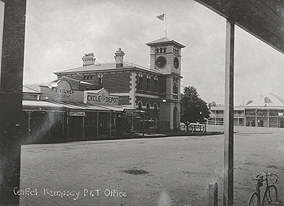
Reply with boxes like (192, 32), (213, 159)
(146, 102), (151, 119)
(154, 103), (158, 119)
(138, 102), (143, 110)
(137, 73), (143, 90)
(173, 106), (178, 130)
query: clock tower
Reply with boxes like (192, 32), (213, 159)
(146, 37), (185, 130)
(146, 37), (185, 75)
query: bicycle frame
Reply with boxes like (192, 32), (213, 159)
(247, 172), (278, 206)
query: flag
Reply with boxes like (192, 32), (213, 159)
(156, 13), (165, 21)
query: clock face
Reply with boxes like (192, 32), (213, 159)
(156, 56), (167, 68)
(174, 57), (179, 69)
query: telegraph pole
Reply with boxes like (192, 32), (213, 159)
(0, 0), (26, 205)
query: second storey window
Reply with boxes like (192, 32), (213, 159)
(173, 78), (178, 94)
(154, 76), (158, 92)
(146, 75), (151, 91)
(138, 73), (143, 90)
(98, 74), (103, 89)
(84, 75), (93, 80)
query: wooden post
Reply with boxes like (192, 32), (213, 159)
(109, 112), (112, 138)
(143, 113), (145, 137)
(267, 109), (270, 127)
(209, 182), (218, 206)
(66, 110), (69, 139)
(27, 111), (32, 137)
(255, 109), (258, 127)
(0, 1), (26, 205)
(96, 112), (99, 138)
(61, 112), (65, 137)
(114, 112), (117, 138)
(82, 115), (85, 139)
(223, 19), (234, 206)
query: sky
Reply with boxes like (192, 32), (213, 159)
(15, 0), (284, 105)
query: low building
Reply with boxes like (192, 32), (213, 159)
(209, 93), (284, 128)
(209, 105), (245, 126)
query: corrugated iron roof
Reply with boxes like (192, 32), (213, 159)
(146, 37), (186, 48)
(23, 85), (42, 93)
(23, 100), (65, 110)
(23, 100), (132, 112)
(194, 0), (284, 54)
(246, 93), (284, 107)
(54, 61), (163, 75)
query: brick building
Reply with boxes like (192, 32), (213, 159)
(22, 37), (185, 140)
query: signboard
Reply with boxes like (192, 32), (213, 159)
(0, 1), (4, 82)
(52, 80), (74, 98)
(69, 111), (85, 117)
(84, 88), (119, 105)
(124, 109), (144, 117)
(42, 80), (84, 103)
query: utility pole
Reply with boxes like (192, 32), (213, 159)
(0, 0), (27, 205)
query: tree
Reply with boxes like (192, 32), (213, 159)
(180, 86), (210, 126)
(208, 101), (217, 109)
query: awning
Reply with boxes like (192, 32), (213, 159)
(23, 100), (65, 111)
(194, 0), (284, 54)
(23, 100), (135, 113)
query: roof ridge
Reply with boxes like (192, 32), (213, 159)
(269, 93), (284, 105)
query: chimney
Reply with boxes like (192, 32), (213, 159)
(82, 53), (96, 66)
(114, 48), (125, 68)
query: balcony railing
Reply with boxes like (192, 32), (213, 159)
(210, 113), (244, 118)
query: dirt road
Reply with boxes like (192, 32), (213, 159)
(19, 126), (284, 205)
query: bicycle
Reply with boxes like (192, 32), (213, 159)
(247, 172), (279, 206)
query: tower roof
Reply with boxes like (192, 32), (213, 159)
(146, 37), (185, 48)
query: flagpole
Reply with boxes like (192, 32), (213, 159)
(164, 12), (167, 37)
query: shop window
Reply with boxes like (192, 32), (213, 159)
(154, 104), (158, 118)
(146, 103), (151, 119)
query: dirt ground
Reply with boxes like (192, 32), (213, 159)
(19, 125), (284, 206)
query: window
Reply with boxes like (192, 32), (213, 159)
(84, 75), (93, 80)
(154, 103), (158, 119)
(138, 102), (142, 110)
(173, 78), (178, 94)
(146, 103), (151, 119)
(146, 75), (151, 91)
(138, 73), (143, 90)
(154, 76), (158, 92)
(156, 47), (167, 53)
(98, 74), (103, 89)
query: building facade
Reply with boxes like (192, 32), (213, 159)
(52, 37), (185, 131)
(22, 37), (185, 141)
(209, 93), (284, 128)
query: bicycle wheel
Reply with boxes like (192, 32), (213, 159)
(263, 185), (278, 205)
(247, 192), (259, 206)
